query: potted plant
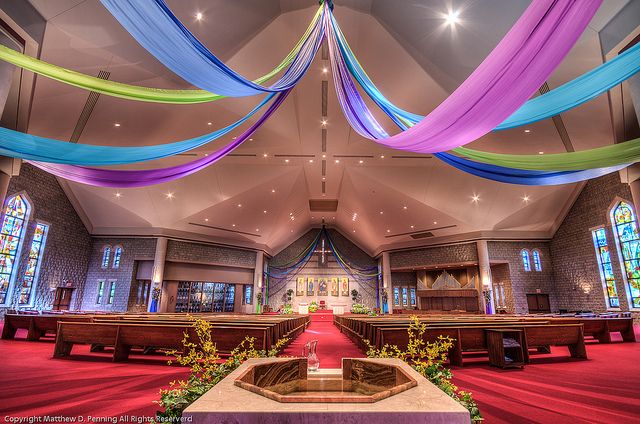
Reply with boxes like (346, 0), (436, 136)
(286, 289), (294, 303)
(351, 289), (359, 303)
(256, 292), (263, 314)
(309, 301), (319, 313)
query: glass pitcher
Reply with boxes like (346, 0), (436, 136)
(303, 340), (320, 372)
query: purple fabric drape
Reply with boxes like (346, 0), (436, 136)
(328, 0), (602, 153)
(31, 91), (289, 187)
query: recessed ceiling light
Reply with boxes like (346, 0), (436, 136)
(524, 129), (531, 133)
(232, 136), (237, 140)
(309, 159), (314, 163)
(237, 203), (242, 207)
(321, 119), (328, 126)
(335, 159), (340, 164)
(263, 153), (268, 158)
(285, 159), (290, 163)
(359, 160), (364, 164)
(403, 206), (407, 210)
(523, 195), (530, 202)
(433, 221), (438, 225)
(256, 228), (260, 232)
(538, 151), (544, 155)
(322, 67), (328, 73)
(114, 123), (121, 127)
(204, 153), (209, 157)
(204, 218), (209, 222)
(380, 155), (385, 159)
(271, 189), (276, 193)
(352, 229), (356, 233)
(379, 211), (384, 215)
(249, 138), (253, 141)
(115, 192), (122, 198)
(445, 10), (460, 25)
(322, 154), (326, 158)
(410, 225), (415, 229)
(207, 122), (212, 126)
(322, 177), (326, 181)
(195, 12), (203, 20)
(332, 216), (335, 220)
(472, 194), (480, 202)
(386, 229), (391, 233)
(312, 216), (315, 219)
(263, 210), (267, 214)
(291, 229), (294, 232)
(166, 192), (174, 199)
(232, 224), (236, 227)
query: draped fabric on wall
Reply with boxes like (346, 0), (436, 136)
(98, 0), (325, 97)
(3, 0), (640, 187)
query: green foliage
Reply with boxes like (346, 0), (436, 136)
(156, 318), (289, 420)
(282, 304), (294, 314)
(350, 303), (371, 314)
(364, 316), (482, 423)
(308, 301), (319, 313)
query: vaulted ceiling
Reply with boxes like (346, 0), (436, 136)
(15, 0), (633, 255)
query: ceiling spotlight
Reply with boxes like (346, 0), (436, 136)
(321, 119), (328, 126)
(271, 189), (276, 193)
(291, 229), (294, 232)
(386, 229), (391, 233)
(114, 123), (121, 127)
(263, 153), (268, 158)
(359, 160), (364, 164)
(115, 192), (122, 198)
(410, 225), (415, 229)
(232, 224), (236, 227)
(249, 138), (253, 141)
(237, 203), (242, 207)
(523, 195), (530, 202)
(538, 151), (544, 155)
(352, 212), (358, 221)
(332, 216), (335, 220)
(379, 211), (384, 215)
(352, 229), (356, 233)
(263, 210), (267, 214)
(445, 10), (460, 25)
(433, 221), (438, 225)
(380, 155), (385, 159)
(322, 67), (328, 74)
(195, 12), (203, 20)
(309, 159), (314, 163)
(403, 206), (407, 210)
(472, 194), (480, 203)
(256, 228), (260, 232)
(166, 192), (174, 199)
(285, 159), (290, 163)
(205, 218), (209, 222)
(335, 159), (340, 164)
(207, 122), (212, 126)
(322, 177), (326, 181)
(524, 129), (531, 133)
(322, 154), (326, 158)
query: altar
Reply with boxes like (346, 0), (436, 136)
(298, 302), (309, 314)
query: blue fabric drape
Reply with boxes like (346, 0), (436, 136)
(99, 0), (325, 97)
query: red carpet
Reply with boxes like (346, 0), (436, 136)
(1, 319), (639, 423)
(281, 311), (365, 368)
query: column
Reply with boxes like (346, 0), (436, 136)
(476, 240), (495, 314)
(149, 237), (168, 312)
(0, 54), (20, 205)
(253, 251), (264, 313)
(382, 252), (393, 314)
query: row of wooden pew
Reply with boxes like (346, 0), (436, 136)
(334, 314), (635, 367)
(2, 312), (310, 362)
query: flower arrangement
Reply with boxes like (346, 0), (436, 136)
(156, 318), (288, 420)
(281, 304), (293, 314)
(151, 287), (161, 301)
(350, 303), (371, 314)
(364, 316), (482, 422)
(309, 301), (319, 313)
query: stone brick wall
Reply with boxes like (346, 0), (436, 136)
(550, 173), (638, 318)
(166, 240), (256, 268)
(1, 163), (91, 314)
(80, 238), (157, 312)
(391, 271), (417, 285)
(267, 229), (378, 311)
(487, 241), (554, 314)
(389, 243), (478, 269)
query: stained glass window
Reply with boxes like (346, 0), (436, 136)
(532, 250), (542, 272)
(393, 287), (400, 306)
(18, 223), (49, 305)
(409, 287), (416, 306)
(244, 285), (253, 305)
(96, 281), (105, 304)
(101, 246), (111, 268)
(107, 281), (116, 304)
(592, 228), (620, 308)
(112, 246), (122, 269)
(521, 250), (531, 272)
(612, 202), (640, 308)
(0, 194), (30, 305)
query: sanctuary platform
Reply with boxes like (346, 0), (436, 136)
(183, 357), (470, 424)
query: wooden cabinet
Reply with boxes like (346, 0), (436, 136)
(527, 293), (551, 313)
(52, 288), (74, 310)
(417, 289), (479, 313)
(486, 329), (526, 369)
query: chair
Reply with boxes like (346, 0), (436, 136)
(319, 300), (326, 310)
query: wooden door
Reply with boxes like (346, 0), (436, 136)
(527, 293), (551, 313)
(53, 288), (73, 310)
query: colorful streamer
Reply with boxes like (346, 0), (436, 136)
(0, 6), (323, 104)
(30, 91), (290, 187)
(99, 0), (325, 97)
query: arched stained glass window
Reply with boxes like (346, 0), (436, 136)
(101, 246), (111, 268)
(591, 228), (620, 308)
(521, 249), (531, 272)
(532, 250), (542, 272)
(112, 246), (122, 269)
(611, 202), (640, 308)
(0, 194), (30, 305)
(18, 223), (49, 306)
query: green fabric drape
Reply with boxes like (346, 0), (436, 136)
(452, 138), (640, 171)
(0, 5), (322, 104)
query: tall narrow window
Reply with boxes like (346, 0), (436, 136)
(532, 250), (542, 272)
(244, 285), (253, 305)
(96, 281), (105, 304)
(592, 228), (620, 308)
(112, 246), (122, 269)
(107, 281), (116, 305)
(0, 194), (30, 305)
(611, 202), (640, 308)
(409, 287), (417, 307)
(101, 246), (111, 268)
(18, 223), (49, 305)
(393, 287), (400, 306)
(521, 249), (531, 272)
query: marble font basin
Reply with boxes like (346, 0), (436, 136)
(234, 358), (417, 403)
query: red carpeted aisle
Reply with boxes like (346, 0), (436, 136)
(281, 311), (365, 368)
(1, 319), (639, 423)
